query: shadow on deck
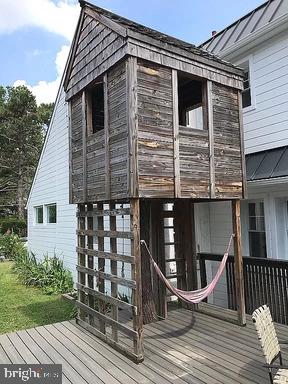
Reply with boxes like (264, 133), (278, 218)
(1, 306), (286, 384)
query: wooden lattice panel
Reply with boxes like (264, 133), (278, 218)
(75, 200), (143, 362)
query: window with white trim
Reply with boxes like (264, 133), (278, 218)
(240, 61), (251, 108)
(46, 204), (57, 224)
(35, 206), (43, 224)
(248, 201), (267, 258)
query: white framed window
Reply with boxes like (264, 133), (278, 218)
(34, 206), (43, 224)
(248, 201), (267, 258)
(242, 64), (251, 108)
(46, 203), (57, 224)
(236, 56), (256, 112)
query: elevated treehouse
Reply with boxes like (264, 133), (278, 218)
(65, 0), (246, 362)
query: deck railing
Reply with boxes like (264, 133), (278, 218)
(198, 253), (288, 325)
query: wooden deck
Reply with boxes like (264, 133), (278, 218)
(0, 306), (287, 384)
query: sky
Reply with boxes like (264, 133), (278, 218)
(0, 0), (265, 105)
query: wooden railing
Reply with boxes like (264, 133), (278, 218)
(198, 253), (288, 325)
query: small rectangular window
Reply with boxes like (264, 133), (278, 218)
(248, 201), (266, 258)
(240, 62), (251, 108)
(178, 73), (205, 130)
(35, 206), (43, 224)
(87, 81), (104, 135)
(46, 204), (57, 224)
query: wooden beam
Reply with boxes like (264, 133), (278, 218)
(126, 56), (139, 197)
(76, 247), (135, 264)
(97, 202), (106, 334)
(68, 101), (73, 204)
(130, 199), (144, 358)
(81, 91), (87, 202)
(206, 80), (215, 199)
(87, 203), (94, 326)
(109, 202), (118, 341)
(172, 69), (181, 198)
(232, 199), (246, 326)
(103, 73), (110, 199)
(77, 204), (86, 320)
(238, 90), (247, 199)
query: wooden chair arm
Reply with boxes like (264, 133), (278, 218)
(264, 364), (288, 369)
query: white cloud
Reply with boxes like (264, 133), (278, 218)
(14, 44), (70, 104)
(2, 0), (79, 104)
(0, 0), (79, 40)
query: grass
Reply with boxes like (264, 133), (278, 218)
(0, 261), (75, 334)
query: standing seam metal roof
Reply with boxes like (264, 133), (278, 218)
(200, 0), (288, 55)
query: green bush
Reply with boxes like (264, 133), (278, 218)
(13, 251), (73, 294)
(0, 234), (26, 259)
(0, 216), (27, 236)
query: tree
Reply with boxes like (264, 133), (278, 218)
(0, 85), (47, 218)
(37, 102), (54, 131)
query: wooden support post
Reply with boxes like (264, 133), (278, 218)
(140, 200), (157, 324)
(206, 80), (215, 199)
(81, 91), (87, 201)
(97, 202), (106, 334)
(110, 202), (118, 341)
(87, 203), (94, 326)
(104, 73), (110, 200)
(78, 204), (86, 320)
(130, 199), (144, 358)
(127, 56), (139, 197)
(151, 201), (167, 319)
(172, 69), (181, 198)
(232, 199), (246, 326)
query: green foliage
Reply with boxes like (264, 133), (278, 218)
(0, 216), (26, 235)
(13, 251), (73, 295)
(0, 85), (45, 217)
(0, 233), (26, 259)
(37, 102), (54, 130)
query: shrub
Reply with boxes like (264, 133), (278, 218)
(0, 216), (26, 236)
(0, 234), (26, 259)
(12, 251), (73, 294)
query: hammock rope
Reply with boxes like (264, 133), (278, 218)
(140, 234), (235, 304)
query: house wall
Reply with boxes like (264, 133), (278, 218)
(233, 31), (288, 154)
(27, 87), (78, 281)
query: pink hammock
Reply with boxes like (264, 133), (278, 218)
(140, 234), (234, 304)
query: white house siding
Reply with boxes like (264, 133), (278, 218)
(27, 87), (77, 281)
(242, 31), (288, 154)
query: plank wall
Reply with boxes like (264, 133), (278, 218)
(137, 60), (174, 198)
(212, 83), (243, 198)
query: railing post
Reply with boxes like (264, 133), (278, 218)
(199, 256), (208, 303)
(232, 200), (246, 326)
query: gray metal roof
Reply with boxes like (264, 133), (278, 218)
(246, 146), (288, 181)
(200, 0), (288, 55)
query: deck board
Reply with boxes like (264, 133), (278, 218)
(0, 307), (286, 384)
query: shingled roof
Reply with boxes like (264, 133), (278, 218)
(80, 0), (243, 76)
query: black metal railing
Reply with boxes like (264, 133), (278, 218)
(198, 253), (288, 325)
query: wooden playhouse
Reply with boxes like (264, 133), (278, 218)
(64, 0), (246, 362)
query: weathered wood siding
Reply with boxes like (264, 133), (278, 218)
(70, 94), (84, 203)
(212, 83), (243, 198)
(66, 13), (127, 100)
(179, 128), (210, 198)
(70, 61), (128, 204)
(137, 60), (174, 198)
(108, 61), (128, 199)
(86, 130), (106, 202)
